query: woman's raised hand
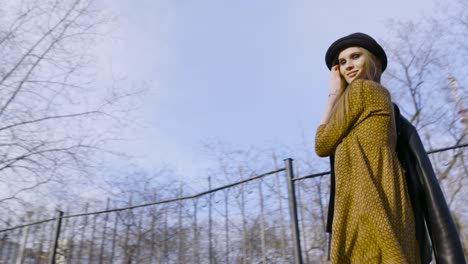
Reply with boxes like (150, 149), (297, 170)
(329, 65), (346, 96)
(320, 65), (345, 124)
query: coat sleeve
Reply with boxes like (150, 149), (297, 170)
(315, 79), (390, 157)
(407, 128), (466, 264)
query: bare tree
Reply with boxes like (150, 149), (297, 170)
(0, 0), (136, 217)
(382, 3), (468, 257)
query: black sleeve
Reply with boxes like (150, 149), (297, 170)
(408, 128), (466, 264)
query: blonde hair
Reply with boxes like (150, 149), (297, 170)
(330, 48), (384, 126)
(360, 48), (382, 83)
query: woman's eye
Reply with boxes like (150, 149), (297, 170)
(352, 53), (361, 59)
(339, 59), (346, 65)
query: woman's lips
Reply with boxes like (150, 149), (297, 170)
(347, 71), (358, 77)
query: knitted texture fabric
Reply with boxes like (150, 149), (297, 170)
(315, 79), (419, 264)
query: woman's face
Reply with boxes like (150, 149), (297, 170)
(338, 47), (367, 84)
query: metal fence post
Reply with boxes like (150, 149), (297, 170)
(16, 211), (33, 264)
(208, 176), (213, 264)
(284, 158), (303, 264)
(48, 210), (64, 264)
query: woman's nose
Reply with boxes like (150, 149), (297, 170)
(345, 62), (354, 70)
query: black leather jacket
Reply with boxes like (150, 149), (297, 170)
(393, 104), (465, 264)
(326, 104), (466, 264)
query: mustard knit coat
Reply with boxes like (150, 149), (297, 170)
(315, 79), (419, 264)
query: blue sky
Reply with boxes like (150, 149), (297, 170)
(93, 0), (438, 185)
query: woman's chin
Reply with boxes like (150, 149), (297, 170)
(346, 77), (357, 84)
(348, 76), (366, 84)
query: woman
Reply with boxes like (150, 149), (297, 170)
(315, 33), (418, 263)
(315, 33), (465, 264)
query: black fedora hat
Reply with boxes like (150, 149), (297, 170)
(325, 32), (387, 72)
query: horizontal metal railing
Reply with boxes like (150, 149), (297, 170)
(0, 143), (465, 264)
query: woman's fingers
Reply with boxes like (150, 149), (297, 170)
(329, 65), (345, 95)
